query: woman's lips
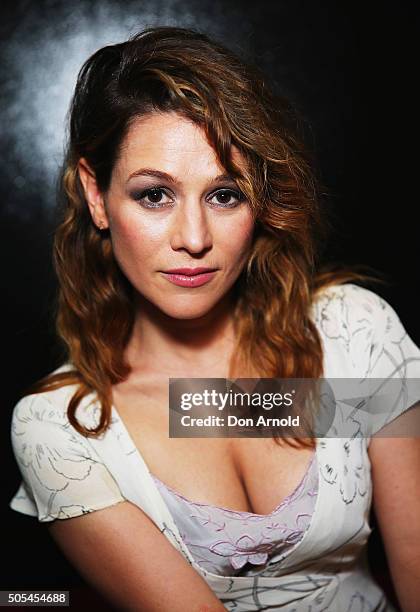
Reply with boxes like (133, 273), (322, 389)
(161, 271), (217, 287)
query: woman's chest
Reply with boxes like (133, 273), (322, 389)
(112, 382), (315, 515)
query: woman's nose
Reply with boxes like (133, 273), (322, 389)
(169, 198), (213, 254)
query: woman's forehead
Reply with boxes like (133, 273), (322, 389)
(115, 111), (246, 181)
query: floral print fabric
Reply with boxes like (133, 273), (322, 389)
(9, 283), (420, 610)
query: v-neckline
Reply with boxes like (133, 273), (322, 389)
(150, 452), (317, 518)
(109, 397), (316, 517)
(108, 399), (323, 577)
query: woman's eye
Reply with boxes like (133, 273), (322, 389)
(134, 187), (174, 208)
(208, 189), (244, 208)
(131, 187), (245, 209)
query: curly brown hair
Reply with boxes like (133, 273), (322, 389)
(22, 26), (383, 446)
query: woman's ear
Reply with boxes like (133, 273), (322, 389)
(78, 158), (109, 230)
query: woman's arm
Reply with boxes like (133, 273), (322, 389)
(48, 500), (225, 612)
(368, 434), (420, 612)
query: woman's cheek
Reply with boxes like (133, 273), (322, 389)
(225, 215), (255, 258)
(107, 221), (145, 280)
(112, 212), (163, 257)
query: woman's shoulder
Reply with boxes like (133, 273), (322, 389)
(10, 364), (124, 522)
(311, 281), (404, 335)
(11, 369), (95, 471)
(10, 362), (106, 490)
(11, 362), (101, 434)
(312, 281), (387, 316)
(310, 281), (388, 346)
(311, 282), (420, 378)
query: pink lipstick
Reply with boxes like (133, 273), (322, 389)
(161, 267), (217, 287)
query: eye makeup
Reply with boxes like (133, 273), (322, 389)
(129, 185), (246, 210)
(127, 179), (247, 210)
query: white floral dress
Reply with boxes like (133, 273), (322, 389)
(10, 284), (420, 611)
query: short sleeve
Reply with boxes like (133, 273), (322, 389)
(314, 284), (420, 439)
(10, 393), (125, 522)
(364, 289), (420, 436)
(351, 288), (420, 378)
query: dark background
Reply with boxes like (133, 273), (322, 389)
(1, 0), (418, 609)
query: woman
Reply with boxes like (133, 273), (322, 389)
(9, 26), (420, 611)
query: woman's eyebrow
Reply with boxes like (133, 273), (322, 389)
(213, 173), (238, 184)
(127, 168), (238, 184)
(127, 168), (179, 184)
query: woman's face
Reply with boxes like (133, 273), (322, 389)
(80, 111), (255, 320)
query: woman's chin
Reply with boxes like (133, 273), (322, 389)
(155, 296), (225, 321)
(160, 305), (217, 321)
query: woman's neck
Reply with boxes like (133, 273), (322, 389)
(124, 291), (238, 378)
